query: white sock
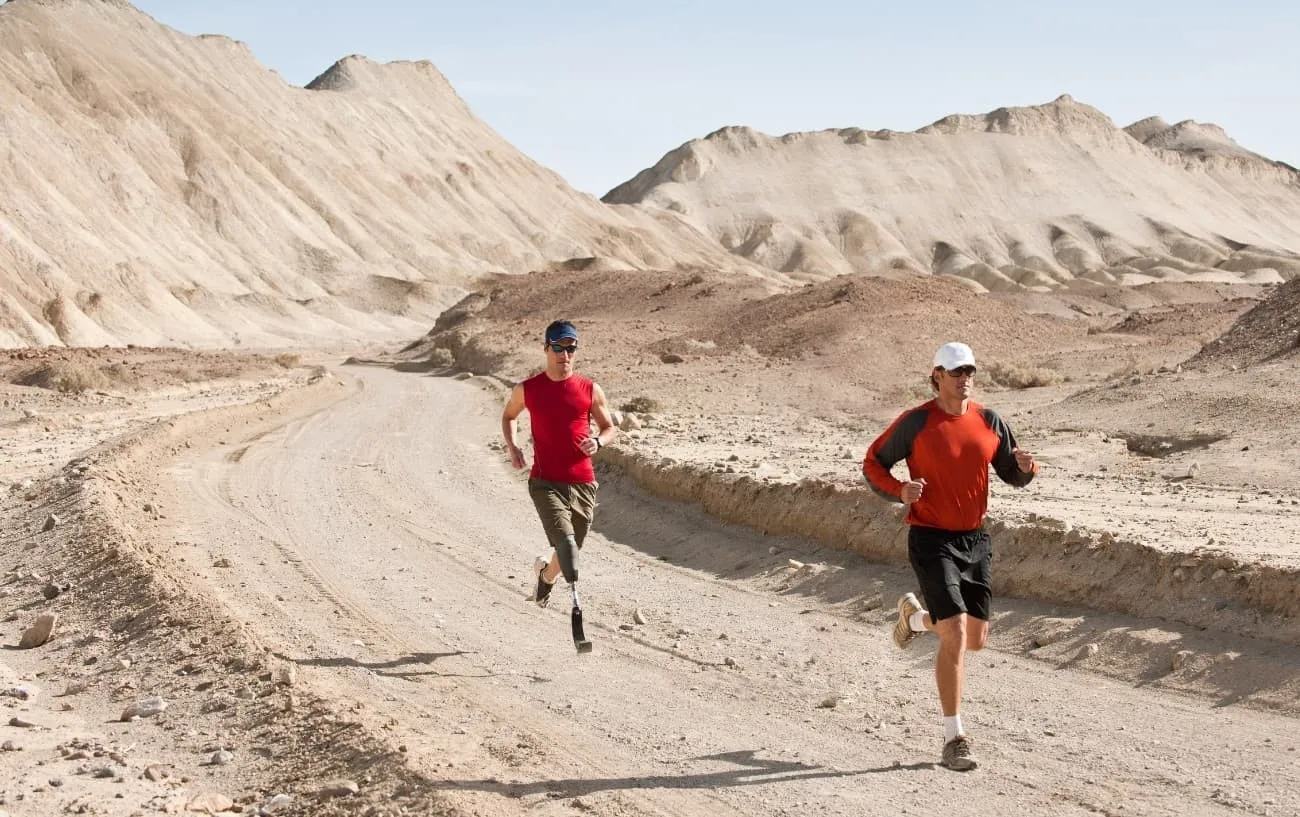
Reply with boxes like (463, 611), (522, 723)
(944, 715), (964, 743)
(909, 610), (928, 633)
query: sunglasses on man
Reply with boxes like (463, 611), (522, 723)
(944, 366), (976, 377)
(549, 343), (578, 354)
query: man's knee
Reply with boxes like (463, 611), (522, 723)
(935, 613), (990, 652)
(934, 614), (969, 651)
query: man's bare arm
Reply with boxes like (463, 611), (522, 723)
(579, 383), (619, 456)
(501, 384), (527, 469)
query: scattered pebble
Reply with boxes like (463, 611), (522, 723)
(187, 792), (235, 813)
(18, 613), (58, 648)
(120, 695), (168, 721)
(316, 779), (360, 799)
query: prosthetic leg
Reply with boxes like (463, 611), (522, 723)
(554, 533), (592, 653)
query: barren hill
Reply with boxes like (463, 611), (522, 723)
(1188, 276), (1300, 370)
(0, 0), (756, 348)
(604, 95), (1300, 289)
(392, 267), (1088, 411)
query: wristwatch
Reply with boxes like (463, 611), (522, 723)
(594, 436), (603, 450)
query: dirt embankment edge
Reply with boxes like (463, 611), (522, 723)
(598, 446), (1300, 646)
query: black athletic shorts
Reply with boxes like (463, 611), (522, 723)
(907, 525), (992, 622)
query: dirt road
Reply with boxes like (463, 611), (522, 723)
(161, 367), (1299, 817)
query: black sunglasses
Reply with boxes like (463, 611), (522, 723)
(944, 366), (976, 377)
(549, 343), (578, 354)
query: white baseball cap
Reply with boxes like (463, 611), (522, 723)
(934, 342), (976, 370)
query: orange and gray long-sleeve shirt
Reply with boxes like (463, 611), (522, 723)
(862, 399), (1036, 532)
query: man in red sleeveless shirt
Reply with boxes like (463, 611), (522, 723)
(501, 320), (617, 611)
(862, 342), (1037, 772)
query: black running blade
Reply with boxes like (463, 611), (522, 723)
(571, 606), (593, 653)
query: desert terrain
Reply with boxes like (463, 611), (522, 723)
(3, 272), (1299, 817)
(3, 2), (1300, 817)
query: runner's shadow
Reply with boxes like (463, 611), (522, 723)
(271, 650), (492, 680)
(439, 748), (932, 796)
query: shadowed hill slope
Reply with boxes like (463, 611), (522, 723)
(393, 266), (1085, 397)
(1188, 277), (1300, 370)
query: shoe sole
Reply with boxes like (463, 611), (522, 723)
(533, 557), (554, 607)
(534, 577), (553, 607)
(893, 592), (921, 649)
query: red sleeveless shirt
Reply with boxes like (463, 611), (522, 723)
(523, 372), (595, 483)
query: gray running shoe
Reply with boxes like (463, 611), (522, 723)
(533, 556), (555, 608)
(941, 735), (978, 771)
(893, 592), (923, 649)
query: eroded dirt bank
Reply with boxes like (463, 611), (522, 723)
(599, 446), (1300, 647)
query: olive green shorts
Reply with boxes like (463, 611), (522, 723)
(528, 478), (598, 548)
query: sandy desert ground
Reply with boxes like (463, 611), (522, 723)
(2, 266), (1299, 817)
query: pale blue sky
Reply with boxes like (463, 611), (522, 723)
(132, 1), (1299, 196)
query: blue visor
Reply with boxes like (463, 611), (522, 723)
(544, 321), (578, 344)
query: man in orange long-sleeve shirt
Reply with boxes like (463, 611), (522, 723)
(863, 342), (1037, 772)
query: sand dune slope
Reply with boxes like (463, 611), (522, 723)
(0, 0), (756, 348)
(605, 95), (1300, 289)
